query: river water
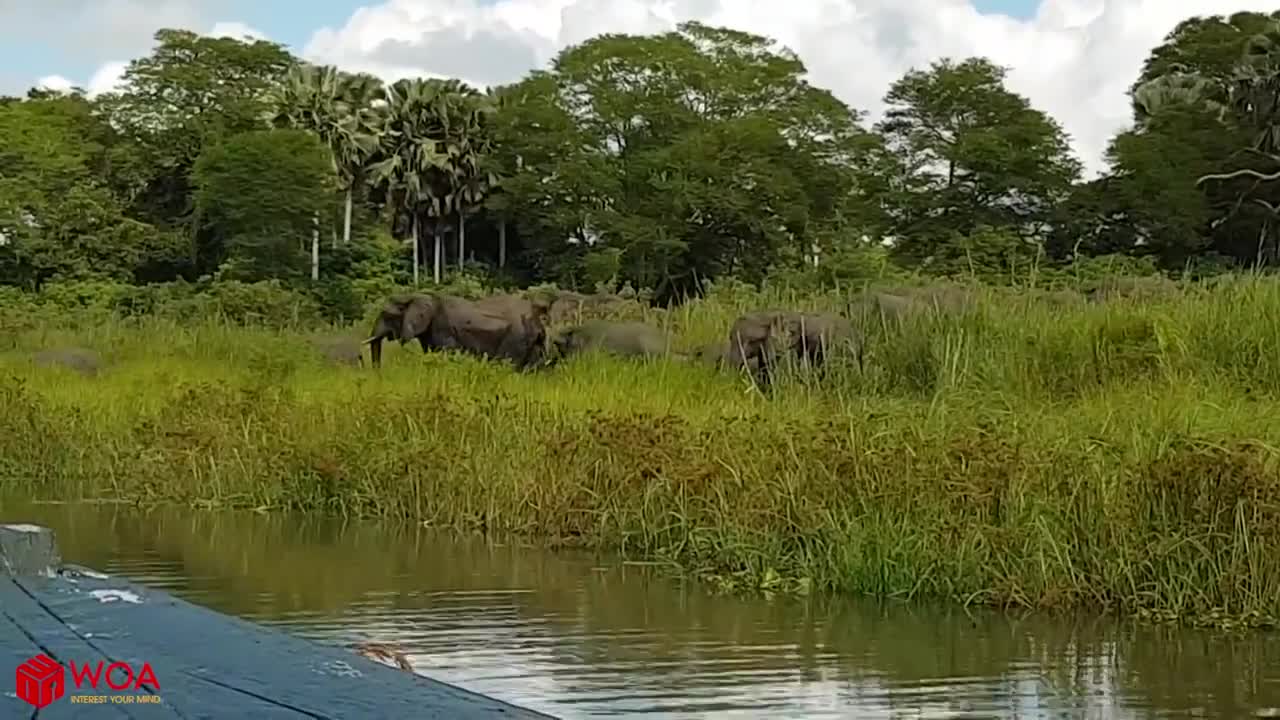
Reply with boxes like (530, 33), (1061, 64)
(2, 500), (1278, 719)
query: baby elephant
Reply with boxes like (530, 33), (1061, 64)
(726, 310), (861, 389)
(309, 336), (364, 368)
(689, 341), (731, 369)
(32, 347), (103, 377)
(550, 320), (672, 362)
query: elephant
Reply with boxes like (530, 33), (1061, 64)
(1086, 276), (1179, 302)
(309, 336), (364, 367)
(546, 290), (638, 325)
(847, 291), (921, 330)
(549, 319), (672, 361)
(725, 310), (861, 388)
(1036, 288), (1086, 306)
(901, 284), (976, 312)
(364, 292), (552, 371)
(847, 286), (975, 331)
(32, 347), (102, 377)
(690, 340), (731, 369)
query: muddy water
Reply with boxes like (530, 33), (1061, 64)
(3, 500), (1278, 719)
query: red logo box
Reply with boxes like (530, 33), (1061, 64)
(16, 654), (65, 708)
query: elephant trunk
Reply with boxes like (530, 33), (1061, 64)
(363, 335), (384, 369)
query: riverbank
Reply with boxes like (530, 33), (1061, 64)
(2, 276), (1278, 629)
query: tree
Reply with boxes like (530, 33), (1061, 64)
(99, 29), (297, 252)
(191, 129), (335, 282)
(0, 95), (179, 287)
(1133, 11), (1280, 93)
(369, 78), (493, 284)
(1110, 11), (1280, 268)
(496, 22), (876, 298)
(875, 57), (1082, 268)
(265, 64), (383, 250)
(371, 79), (447, 284)
(265, 64), (385, 279)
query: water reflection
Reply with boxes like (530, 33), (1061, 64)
(3, 500), (1277, 719)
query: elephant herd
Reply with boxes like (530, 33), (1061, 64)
(16, 278), (1175, 384)
(361, 285), (981, 389)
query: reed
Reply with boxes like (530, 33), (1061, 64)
(2, 275), (1278, 628)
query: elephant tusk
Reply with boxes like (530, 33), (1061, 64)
(362, 336), (379, 345)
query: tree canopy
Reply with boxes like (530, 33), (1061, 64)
(5, 13), (1280, 301)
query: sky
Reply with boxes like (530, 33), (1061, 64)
(3, 0), (1277, 176)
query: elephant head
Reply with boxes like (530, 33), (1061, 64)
(364, 294), (441, 368)
(727, 310), (860, 389)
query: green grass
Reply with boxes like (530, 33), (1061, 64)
(2, 275), (1280, 629)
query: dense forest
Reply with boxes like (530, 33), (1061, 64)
(4, 11), (1280, 315)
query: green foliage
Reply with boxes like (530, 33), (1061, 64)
(0, 94), (181, 287)
(10, 12), (1280, 629)
(1115, 11), (1280, 269)
(13, 13), (1280, 302)
(921, 225), (1045, 284)
(192, 129), (335, 280)
(98, 29), (298, 231)
(5, 277), (1280, 629)
(497, 21), (875, 296)
(876, 57), (1081, 266)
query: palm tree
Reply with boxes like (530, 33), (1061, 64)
(448, 91), (499, 271)
(369, 78), (499, 283)
(334, 72), (385, 246)
(1133, 71), (1226, 120)
(369, 78), (454, 284)
(265, 63), (384, 281)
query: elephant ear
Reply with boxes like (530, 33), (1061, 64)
(527, 294), (553, 321)
(550, 326), (572, 354)
(401, 296), (436, 339)
(524, 314), (547, 344)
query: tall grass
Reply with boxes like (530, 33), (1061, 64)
(2, 275), (1279, 629)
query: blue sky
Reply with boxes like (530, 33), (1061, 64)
(1, 0), (1039, 95)
(241, 0), (1036, 46)
(974, 0), (1037, 19)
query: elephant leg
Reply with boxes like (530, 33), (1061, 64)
(494, 327), (533, 370)
(368, 338), (383, 369)
(754, 347), (775, 390)
(807, 340), (828, 380)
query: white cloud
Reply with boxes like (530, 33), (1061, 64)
(208, 20), (268, 41)
(86, 61), (129, 97)
(0, 0), (216, 62)
(301, 0), (1280, 176)
(31, 21), (267, 98)
(35, 75), (76, 93)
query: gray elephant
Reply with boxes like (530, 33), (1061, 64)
(847, 286), (975, 330)
(1035, 288), (1086, 306)
(32, 347), (102, 377)
(689, 340), (731, 369)
(309, 336), (364, 367)
(1086, 276), (1178, 302)
(847, 291), (920, 330)
(549, 320), (672, 362)
(546, 290), (636, 325)
(901, 284), (975, 313)
(364, 292), (551, 370)
(725, 310), (861, 388)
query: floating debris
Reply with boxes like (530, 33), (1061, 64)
(351, 642), (414, 673)
(89, 589), (143, 604)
